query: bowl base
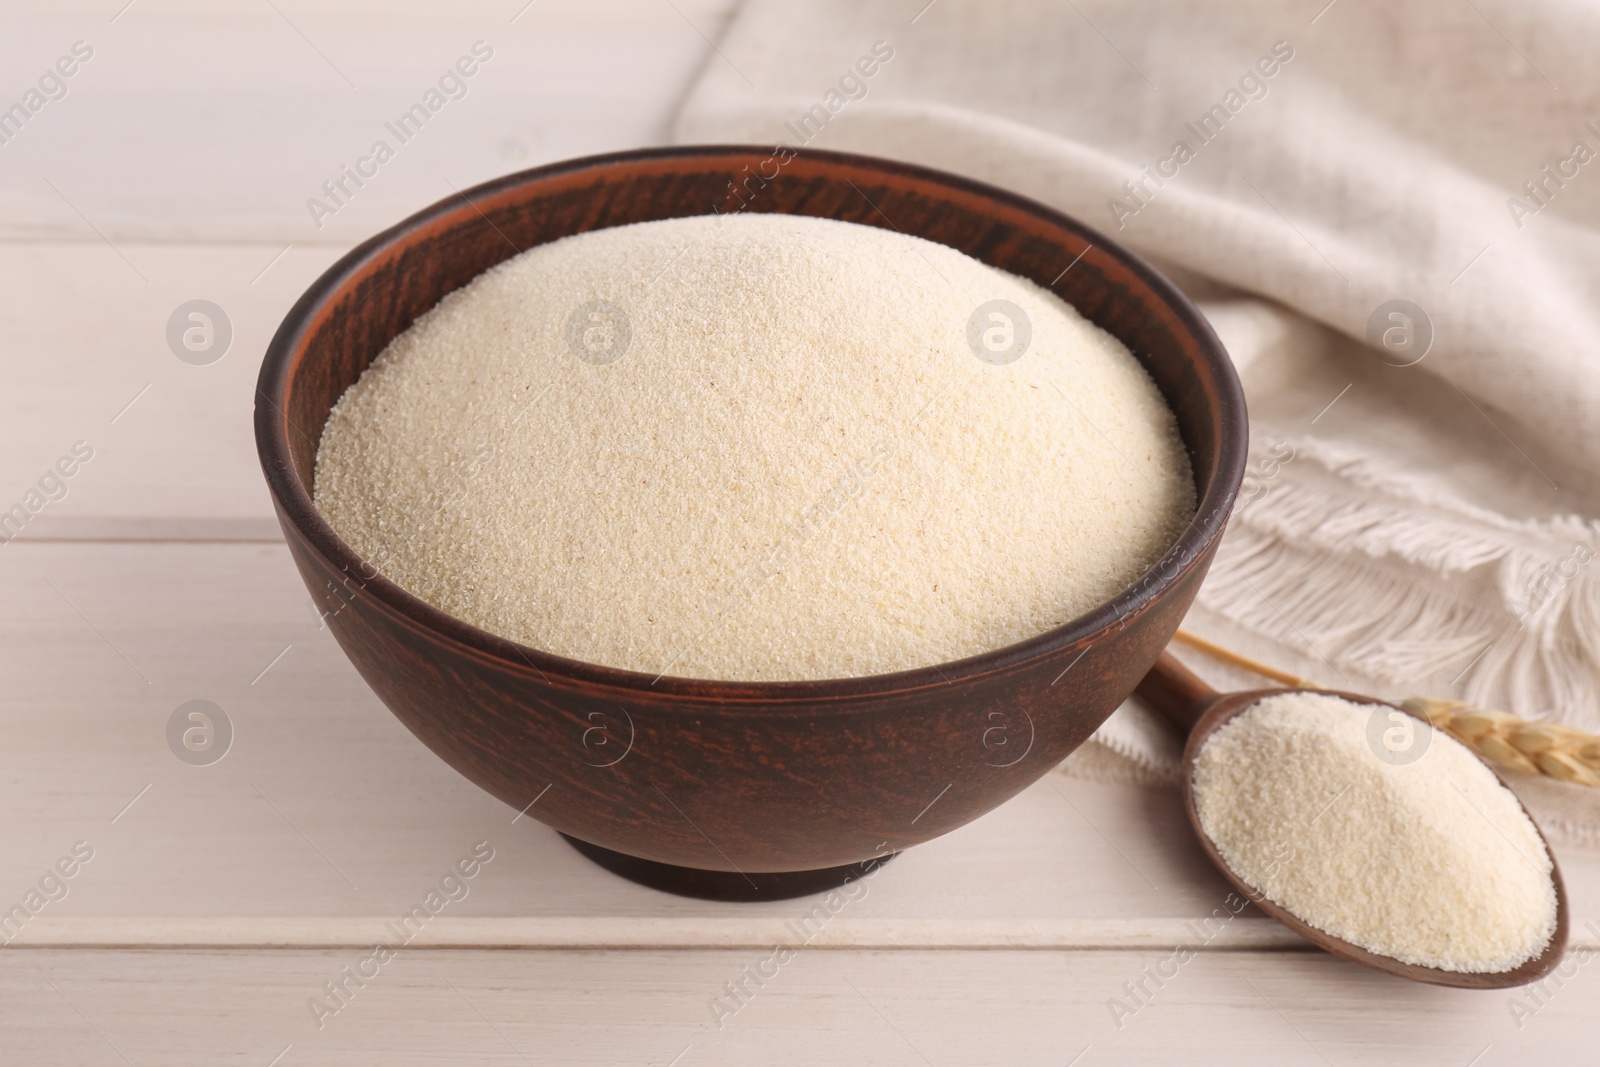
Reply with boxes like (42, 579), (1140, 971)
(560, 834), (896, 901)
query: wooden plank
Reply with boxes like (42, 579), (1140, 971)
(0, 242), (338, 536)
(0, 0), (741, 243)
(5, 916), (1309, 951)
(0, 537), (1240, 926)
(1, 540), (1596, 944)
(4, 947), (1592, 1065)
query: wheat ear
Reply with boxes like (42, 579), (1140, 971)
(1172, 630), (1600, 787)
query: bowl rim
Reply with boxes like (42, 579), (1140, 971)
(255, 144), (1247, 705)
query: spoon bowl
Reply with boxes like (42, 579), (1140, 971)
(1137, 650), (1571, 989)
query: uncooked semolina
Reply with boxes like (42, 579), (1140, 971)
(1193, 691), (1558, 972)
(314, 213), (1194, 681)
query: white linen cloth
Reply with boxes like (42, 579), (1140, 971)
(673, 0), (1600, 843)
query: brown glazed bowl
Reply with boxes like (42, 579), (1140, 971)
(255, 146), (1246, 899)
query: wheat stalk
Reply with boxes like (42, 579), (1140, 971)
(1172, 630), (1600, 787)
(1396, 697), (1600, 787)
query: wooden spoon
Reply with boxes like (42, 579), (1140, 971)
(1135, 650), (1571, 988)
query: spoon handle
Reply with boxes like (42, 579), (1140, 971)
(1134, 650), (1220, 735)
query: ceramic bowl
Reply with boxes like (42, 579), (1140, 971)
(254, 146), (1246, 898)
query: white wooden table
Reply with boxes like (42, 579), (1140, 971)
(2, 3), (1596, 1063)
